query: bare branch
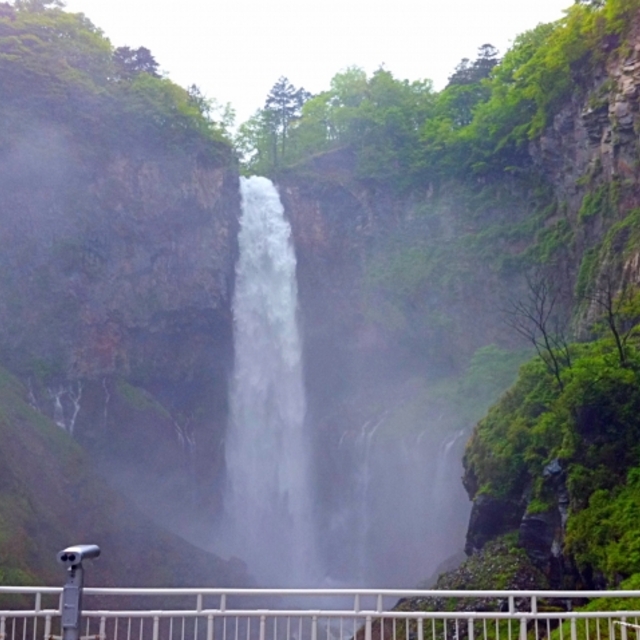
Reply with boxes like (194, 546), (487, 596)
(502, 269), (572, 388)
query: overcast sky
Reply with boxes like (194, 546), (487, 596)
(63, 0), (572, 124)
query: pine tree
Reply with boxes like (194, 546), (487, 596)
(264, 77), (310, 166)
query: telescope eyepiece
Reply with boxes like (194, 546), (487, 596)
(57, 545), (101, 567)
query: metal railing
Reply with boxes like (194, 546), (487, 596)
(0, 588), (639, 640)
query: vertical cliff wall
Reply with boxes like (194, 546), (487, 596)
(442, 13), (640, 590)
(0, 123), (240, 531)
(277, 150), (543, 583)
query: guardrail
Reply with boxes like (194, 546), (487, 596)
(0, 588), (639, 640)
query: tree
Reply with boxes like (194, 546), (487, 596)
(113, 46), (160, 80)
(0, 2), (15, 18)
(442, 44), (500, 128)
(585, 273), (640, 366)
(447, 44), (499, 86)
(504, 270), (572, 389)
(263, 76), (310, 166)
(187, 85), (235, 135)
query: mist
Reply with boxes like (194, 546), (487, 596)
(209, 176), (472, 588)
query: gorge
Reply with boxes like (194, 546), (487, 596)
(2, 0), (640, 599)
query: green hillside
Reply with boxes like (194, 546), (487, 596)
(0, 364), (247, 587)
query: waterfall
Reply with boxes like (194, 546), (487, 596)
(222, 176), (317, 586)
(325, 423), (469, 587)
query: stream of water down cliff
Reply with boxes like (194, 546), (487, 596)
(221, 175), (318, 585)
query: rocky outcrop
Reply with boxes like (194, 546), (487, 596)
(465, 495), (525, 555)
(464, 455), (576, 588)
(529, 17), (640, 325)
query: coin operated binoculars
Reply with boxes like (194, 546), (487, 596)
(57, 545), (101, 640)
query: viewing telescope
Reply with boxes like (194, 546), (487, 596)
(57, 544), (101, 640)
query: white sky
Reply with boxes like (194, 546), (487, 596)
(63, 0), (572, 125)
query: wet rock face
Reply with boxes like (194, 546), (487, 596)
(0, 137), (238, 378)
(517, 460), (571, 587)
(529, 20), (640, 307)
(464, 458), (574, 587)
(0, 130), (239, 526)
(465, 495), (525, 555)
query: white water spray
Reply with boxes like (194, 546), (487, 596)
(222, 176), (317, 585)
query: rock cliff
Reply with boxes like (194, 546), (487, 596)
(276, 9), (640, 588)
(460, 14), (640, 589)
(0, 123), (240, 530)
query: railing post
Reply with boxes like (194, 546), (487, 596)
(311, 617), (318, 640)
(1, 616), (6, 640)
(220, 595), (226, 614)
(468, 620), (474, 640)
(152, 616), (159, 640)
(44, 616), (52, 640)
(193, 595), (203, 640)
(355, 595), (361, 614)
(377, 595), (383, 614)
(33, 593), (42, 640)
(571, 618), (577, 640)
(519, 618), (527, 640)
(259, 617), (266, 640)
(99, 617), (106, 640)
(418, 618), (424, 640)
(621, 618), (628, 640)
(207, 615), (214, 640)
(365, 617), (372, 640)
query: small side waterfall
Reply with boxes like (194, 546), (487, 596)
(324, 423), (469, 587)
(222, 176), (317, 585)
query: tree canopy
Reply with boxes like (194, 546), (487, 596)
(0, 1), (232, 157)
(235, 0), (640, 188)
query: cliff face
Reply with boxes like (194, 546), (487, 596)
(280, 157), (518, 403)
(277, 12), (640, 588)
(0, 123), (239, 527)
(460, 16), (640, 590)
(278, 154), (538, 581)
(530, 17), (640, 318)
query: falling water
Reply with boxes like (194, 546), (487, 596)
(222, 176), (317, 585)
(324, 423), (469, 587)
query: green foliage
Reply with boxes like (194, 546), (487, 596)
(113, 45), (159, 80)
(116, 378), (171, 418)
(237, 0), (640, 189)
(0, 2), (231, 157)
(238, 66), (435, 186)
(602, 207), (640, 256)
(575, 248), (600, 299)
(458, 345), (531, 422)
(534, 218), (574, 263)
(565, 468), (640, 580)
(578, 183), (616, 221)
(464, 338), (640, 581)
